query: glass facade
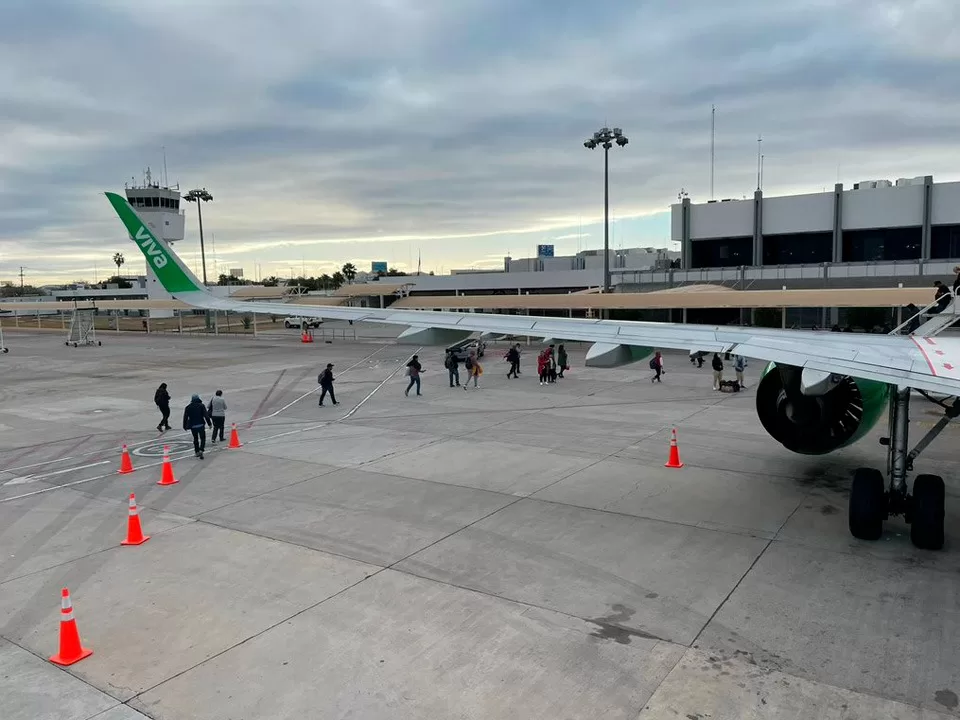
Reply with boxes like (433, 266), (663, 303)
(842, 227), (921, 262)
(762, 232), (832, 265)
(931, 225), (960, 259)
(689, 236), (753, 268)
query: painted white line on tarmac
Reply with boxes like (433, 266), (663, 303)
(0, 344), (394, 475)
(0, 348), (418, 503)
(3, 460), (111, 486)
(246, 345), (390, 424)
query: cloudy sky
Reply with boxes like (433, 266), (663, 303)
(2, 0), (959, 284)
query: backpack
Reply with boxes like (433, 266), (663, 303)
(465, 357), (474, 370)
(648, 358), (657, 370)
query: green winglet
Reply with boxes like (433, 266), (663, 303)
(104, 192), (202, 294)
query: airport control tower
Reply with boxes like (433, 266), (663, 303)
(124, 168), (185, 318)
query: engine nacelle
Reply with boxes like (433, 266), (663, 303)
(756, 363), (889, 455)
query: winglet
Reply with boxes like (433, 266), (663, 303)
(104, 192), (204, 295)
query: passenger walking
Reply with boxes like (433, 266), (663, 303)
(154, 382), (171, 432)
(445, 350), (460, 387)
(734, 355), (747, 389)
(464, 350), (483, 389)
(506, 345), (520, 378)
(712, 353), (724, 391)
(405, 355), (422, 396)
(557, 344), (568, 379)
(650, 351), (664, 383)
(537, 349), (550, 385)
(318, 363), (338, 406)
(183, 394), (212, 459)
(209, 390), (227, 443)
(546, 345), (558, 383)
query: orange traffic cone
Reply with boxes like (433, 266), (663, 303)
(120, 493), (150, 546)
(228, 423), (242, 449)
(118, 444), (134, 474)
(664, 428), (684, 468)
(157, 446), (178, 486)
(49, 587), (93, 666)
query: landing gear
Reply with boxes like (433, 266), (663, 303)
(849, 386), (950, 550)
(849, 468), (884, 541)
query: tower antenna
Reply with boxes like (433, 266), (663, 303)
(710, 105), (715, 200)
(162, 146), (168, 187)
(756, 135), (763, 191)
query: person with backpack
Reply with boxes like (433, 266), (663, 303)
(557, 344), (568, 379)
(649, 351), (664, 383)
(154, 382), (171, 432)
(546, 345), (558, 383)
(405, 355), (423, 396)
(712, 353), (724, 391)
(506, 345), (520, 379)
(318, 363), (338, 406)
(183, 394), (212, 459)
(734, 355), (747, 389)
(464, 350), (483, 389)
(445, 350), (460, 387)
(208, 390), (227, 443)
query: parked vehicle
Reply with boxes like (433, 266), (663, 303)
(445, 339), (486, 361)
(284, 316), (323, 329)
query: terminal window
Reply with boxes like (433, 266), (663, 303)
(931, 225), (960, 259)
(763, 232), (832, 265)
(690, 236), (753, 268)
(842, 227), (921, 262)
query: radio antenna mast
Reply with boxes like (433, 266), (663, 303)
(710, 105), (716, 200)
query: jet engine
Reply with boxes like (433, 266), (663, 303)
(755, 363), (889, 455)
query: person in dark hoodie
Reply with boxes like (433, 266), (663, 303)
(183, 393), (212, 458)
(318, 363), (338, 406)
(154, 383), (171, 432)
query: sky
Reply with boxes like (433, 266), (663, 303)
(2, 0), (960, 284)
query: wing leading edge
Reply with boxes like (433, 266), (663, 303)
(106, 191), (960, 397)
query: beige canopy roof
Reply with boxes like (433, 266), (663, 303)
(333, 283), (412, 297)
(392, 286), (933, 310)
(0, 285), (933, 314)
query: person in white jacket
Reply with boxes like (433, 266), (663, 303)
(209, 389), (227, 443)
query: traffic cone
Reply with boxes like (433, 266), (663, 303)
(157, 446), (178, 486)
(118, 444), (134, 474)
(49, 587), (93, 666)
(120, 493), (150, 546)
(664, 428), (684, 468)
(228, 423), (242, 449)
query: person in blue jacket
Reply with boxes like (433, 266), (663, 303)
(183, 394), (212, 459)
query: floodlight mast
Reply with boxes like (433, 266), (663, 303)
(182, 188), (214, 285)
(583, 127), (628, 297)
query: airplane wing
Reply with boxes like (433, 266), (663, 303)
(106, 191), (960, 397)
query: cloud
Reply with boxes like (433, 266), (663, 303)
(2, 0), (960, 282)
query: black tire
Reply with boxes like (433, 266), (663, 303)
(911, 474), (945, 550)
(284, 322), (291, 329)
(849, 467), (885, 541)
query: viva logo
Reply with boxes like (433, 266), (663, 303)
(137, 226), (168, 269)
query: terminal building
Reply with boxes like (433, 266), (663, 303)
(670, 174), (960, 282)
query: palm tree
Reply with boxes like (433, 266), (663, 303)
(341, 263), (357, 284)
(113, 252), (125, 274)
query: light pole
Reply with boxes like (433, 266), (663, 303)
(583, 127), (628, 295)
(182, 188), (214, 286)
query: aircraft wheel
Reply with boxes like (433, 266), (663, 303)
(849, 467), (885, 541)
(2, 347), (7, 353)
(97, 341), (102, 346)
(911, 474), (945, 550)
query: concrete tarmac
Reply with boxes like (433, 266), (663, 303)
(1, 328), (958, 719)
